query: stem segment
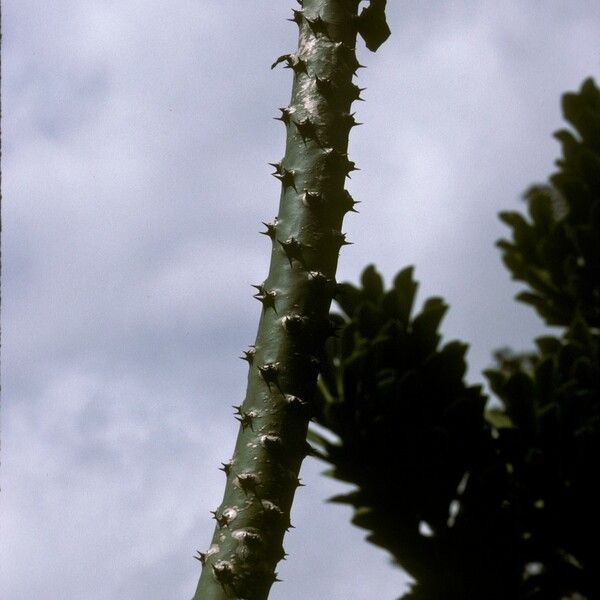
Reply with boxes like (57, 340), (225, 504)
(193, 2), (388, 598)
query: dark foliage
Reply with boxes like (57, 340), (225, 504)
(498, 78), (600, 327)
(486, 77), (600, 598)
(312, 79), (600, 599)
(485, 321), (600, 599)
(312, 266), (521, 599)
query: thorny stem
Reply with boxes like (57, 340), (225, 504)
(193, 2), (389, 598)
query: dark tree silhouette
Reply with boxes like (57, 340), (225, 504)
(312, 78), (600, 599)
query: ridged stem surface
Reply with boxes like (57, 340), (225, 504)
(193, 1), (372, 598)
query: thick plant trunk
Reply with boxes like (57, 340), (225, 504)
(193, 2), (388, 598)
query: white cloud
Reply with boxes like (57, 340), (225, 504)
(3, 1), (599, 598)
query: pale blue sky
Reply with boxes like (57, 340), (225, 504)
(2, 2), (599, 599)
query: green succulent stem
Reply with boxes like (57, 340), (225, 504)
(193, 1), (388, 598)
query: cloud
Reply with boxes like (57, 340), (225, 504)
(3, 1), (599, 599)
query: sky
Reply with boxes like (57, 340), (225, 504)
(2, 1), (599, 599)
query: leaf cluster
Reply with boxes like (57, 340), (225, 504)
(485, 320), (600, 599)
(312, 266), (519, 599)
(312, 79), (600, 599)
(498, 78), (600, 327)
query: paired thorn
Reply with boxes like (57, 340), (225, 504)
(260, 219), (278, 240)
(212, 560), (235, 586)
(348, 83), (366, 102)
(194, 550), (207, 565)
(239, 345), (256, 364)
(258, 362), (280, 388)
(286, 468), (305, 489)
(334, 41), (365, 75)
(287, 8), (303, 25)
(303, 189), (324, 209)
(260, 434), (283, 453)
(277, 546), (288, 561)
(277, 169), (297, 189)
(261, 499), (284, 520)
(306, 15), (329, 36)
(237, 472), (260, 494)
(315, 76), (335, 98)
(232, 529), (263, 545)
(308, 270), (336, 295)
(269, 160), (283, 174)
(340, 190), (360, 213)
(293, 118), (318, 144)
(282, 313), (307, 335)
(325, 230), (352, 252)
(252, 284), (277, 311)
(285, 393), (310, 413)
(270, 163), (297, 190)
(338, 112), (362, 132)
(278, 237), (307, 267)
(271, 53), (307, 74)
(323, 147), (359, 178)
(274, 106), (294, 125)
(210, 510), (231, 529)
(341, 156), (359, 178)
(219, 461), (232, 476)
(334, 230), (352, 246)
(236, 410), (257, 430)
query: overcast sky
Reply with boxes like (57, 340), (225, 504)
(2, 2), (599, 599)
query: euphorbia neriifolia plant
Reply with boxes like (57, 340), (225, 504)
(192, 2), (390, 598)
